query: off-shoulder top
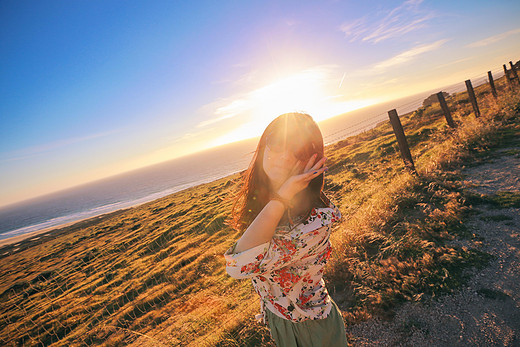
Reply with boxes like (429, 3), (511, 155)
(224, 203), (341, 322)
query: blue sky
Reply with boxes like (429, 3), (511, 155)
(1, 0), (519, 207)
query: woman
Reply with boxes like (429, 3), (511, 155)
(224, 113), (348, 346)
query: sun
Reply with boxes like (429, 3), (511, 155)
(250, 71), (325, 119)
(207, 67), (378, 148)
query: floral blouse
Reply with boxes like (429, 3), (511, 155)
(224, 203), (341, 323)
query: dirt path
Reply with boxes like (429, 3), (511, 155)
(346, 147), (520, 346)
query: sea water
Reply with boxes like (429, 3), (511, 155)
(0, 137), (258, 240)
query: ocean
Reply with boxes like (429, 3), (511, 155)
(0, 82), (477, 241)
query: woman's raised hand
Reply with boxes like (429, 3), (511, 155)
(277, 154), (327, 200)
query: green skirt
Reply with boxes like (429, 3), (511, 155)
(265, 300), (348, 347)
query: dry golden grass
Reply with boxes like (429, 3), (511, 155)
(325, 78), (520, 326)
(0, 73), (518, 346)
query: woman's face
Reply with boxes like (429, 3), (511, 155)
(262, 140), (300, 190)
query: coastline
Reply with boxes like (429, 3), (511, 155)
(0, 224), (72, 248)
(0, 179), (226, 250)
(0, 208), (129, 253)
(0, 172), (239, 254)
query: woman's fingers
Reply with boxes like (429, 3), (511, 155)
(303, 166), (328, 181)
(312, 156), (327, 171)
(304, 154), (318, 172)
(306, 156), (326, 174)
(304, 154), (326, 172)
(295, 164), (327, 184)
(295, 156), (327, 181)
(280, 158), (328, 198)
(287, 156), (327, 188)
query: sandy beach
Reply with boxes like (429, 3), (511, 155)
(0, 208), (128, 250)
(0, 226), (60, 248)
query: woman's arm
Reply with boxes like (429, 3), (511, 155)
(233, 156), (327, 253)
(233, 199), (286, 253)
(225, 206), (340, 279)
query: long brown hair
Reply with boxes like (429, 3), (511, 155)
(228, 112), (329, 231)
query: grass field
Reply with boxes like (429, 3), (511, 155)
(0, 73), (519, 346)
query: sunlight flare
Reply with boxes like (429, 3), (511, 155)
(205, 67), (378, 147)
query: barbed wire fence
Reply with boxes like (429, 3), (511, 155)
(0, 61), (518, 346)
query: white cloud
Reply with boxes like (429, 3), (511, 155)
(466, 28), (520, 48)
(339, 18), (368, 43)
(433, 57), (473, 69)
(197, 99), (250, 127)
(364, 15), (433, 44)
(369, 39), (448, 74)
(340, 0), (434, 44)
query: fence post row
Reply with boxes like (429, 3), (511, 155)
(465, 79), (480, 117)
(386, 60), (517, 176)
(504, 64), (515, 91)
(487, 71), (498, 98)
(436, 92), (456, 128)
(387, 109), (416, 173)
(509, 61), (520, 85)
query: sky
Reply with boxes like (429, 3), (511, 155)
(1, 0), (520, 207)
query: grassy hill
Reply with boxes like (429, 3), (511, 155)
(0, 73), (519, 346)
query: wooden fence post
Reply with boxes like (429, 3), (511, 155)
(388, 109), (416, 173)
(465, 79), (480, 117)
(436, 92), (456, 128)
(504, 64), (514, 91)
(487, 71), (497, 98)
(509, 61), (519, 85)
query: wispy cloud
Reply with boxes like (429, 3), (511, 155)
(197, 99), (250, 127)
(368, 39), (448, 74)
(340, 0), (434, 44)
(466, 28), (520, 48)
(433, 57), (473, 69)
(0, 130), (120, 163)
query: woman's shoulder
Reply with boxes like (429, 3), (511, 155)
(275, 197), (341, 235)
